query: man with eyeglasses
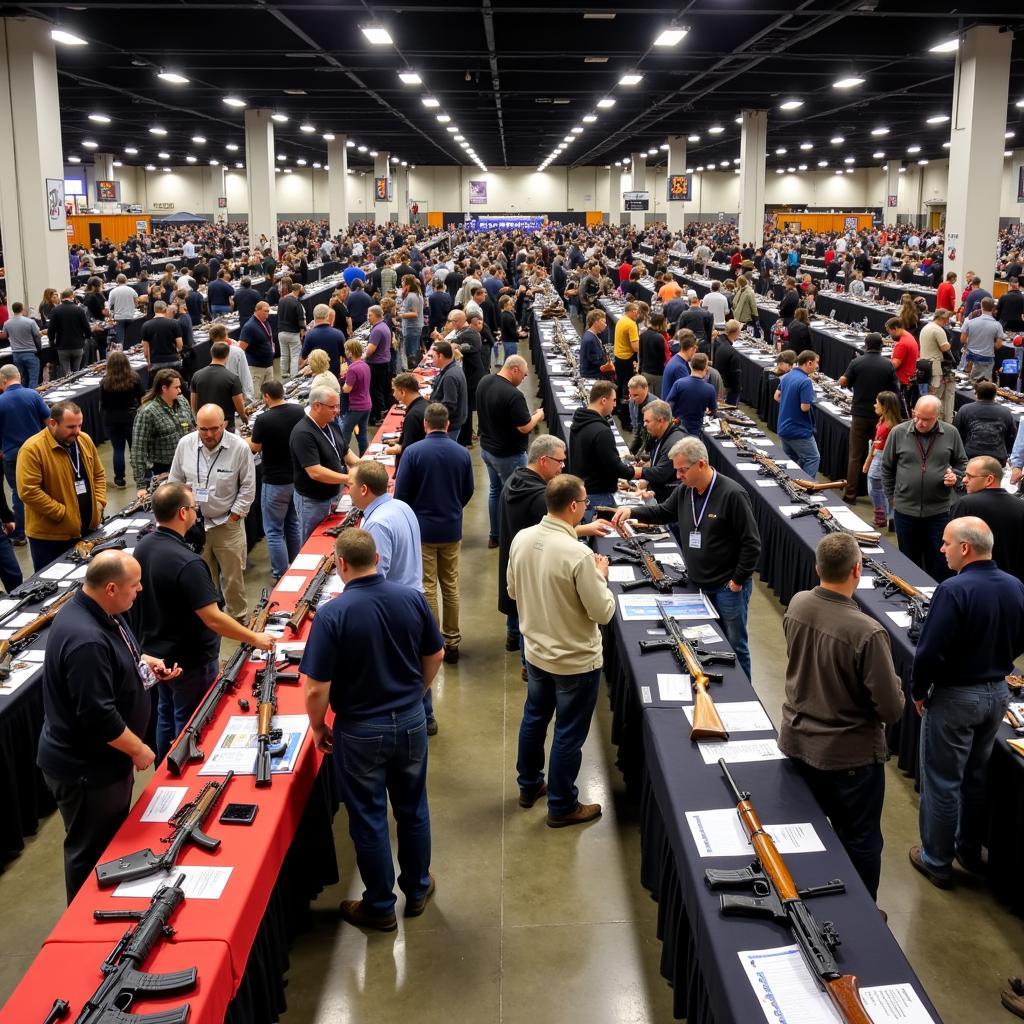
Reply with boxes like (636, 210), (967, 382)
(611, 435), (760, 679)
(498, 435), (612, 673)
(954, 454), (1024, 581)
(290, 385), (358, 542)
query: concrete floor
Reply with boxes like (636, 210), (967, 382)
(0, 375), (1022, 1023)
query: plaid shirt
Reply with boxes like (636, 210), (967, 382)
(130, 396), (195, 484)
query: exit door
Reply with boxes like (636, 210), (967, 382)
(88, 221), (102, 244)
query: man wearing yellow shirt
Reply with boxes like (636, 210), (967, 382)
(613, 303), (640, 423)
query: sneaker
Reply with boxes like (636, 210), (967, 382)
(505, 634), (519, 652)
(113, 479), (126, 489)
(908, 845), (952, 889)
(519, 782), (547, 808)
(11, 538), (26, 547)
(339, 899), (398, 932)
(546, 802), (602, 829)
(426, 717), (438, 737)
(443, 646), (459, 664)
(404, 874), (436, 917)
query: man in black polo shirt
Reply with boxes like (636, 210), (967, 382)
(132, 483), (275, 763)
(37, 550), (179, 901)
(277, 281), (307, 379)
(250, 379), (306, 579)
(301, 528), (444, 931)
(385, 373), (428, 466)
(190, 341), (246, 430)
(142, 300), (183, 370)
(233, 276), (261, 325)
(839, 332), (900, 502)
(475, 354), (544, 546)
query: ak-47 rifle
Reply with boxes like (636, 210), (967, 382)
(789, 504), (881, 546)
(0, 587), (76, 680)
(811, 372), (854, 415)
(71, 526), (130, 563)
(108, 475), (164, 520)
(720, 420), (817, 507)
(639, 599), (735, 740)
(72, 873), (196, 1023)
(323, 506), (363, 538)
(35, 363), (103, 397)
(253, 653), (300, 787)
(705, 760), (871, 1024)
(95, 773), (234, 887)
(862, 557), (930, 643)
(997, 386), (1024, 406)
(0, 578), (58, 627)
(166, 589), (278, 775)
(610, 520), (689, 593)
(286, 552), (337, 634)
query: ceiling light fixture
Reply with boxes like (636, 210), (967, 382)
(157, 71), (189, 84)
(833, 76), (865, 89)
(82, 139), (98, 149)
(926, 114), (950, 123)
(357, 144), (367, 152)
(421, 97), (440, 108)
(271, 113), (289, 123)
(51, 29), (87, 46)
(322, 132), (335, 141)
(209, 159), (219, 166)
(779, 99), (803, 110)
(654, 28), (687, 46)
(907, 144), (920, 154)
(687, 134), (700, 142)
(619, 74), (643, 86)
(186, 155), (197, 163)
(88, 113), (110, 124)
(775, 147), (787, 155)
(124, 147), (138, 155)
(870, 126), (889, 136)
(929, 38), (959, 53)
(300, 124), (315, 133)
(67, 155), (81, 163)
(112, 160), (122, 167)
(226, 143), (239, 151)
(844, 156), (855, 164)
(437, 114), (451, 123)
(817, 160), (828, 167)
(597, 98), (616, 109)
(157, 151), (169, 159)
(830, 136), (844, 144)
(398, 71), (421, 84)
(800, 142), (813, 151)
(297, 158), (307, 165)
(873, 150), (885, 158)
(191, 136), (206, 144)
(346, 140), (355, 147)
(583, 114), (597, 123)
(361, 25), (393, 45)
(571, 126), (583, 134)
(447, 126), (458, 133)
(222, 96), (246, 108)
(149, 127), (167, 136)
(144, 164), (155, 171)
(708, 125), (724, 135)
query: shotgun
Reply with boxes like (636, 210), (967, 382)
(862, 557), (930, 643)
(789, 505), (881, 546)
(705, 760), (872, 1024)
(609, 520), (688, 593)
(638, 599), (735, 739)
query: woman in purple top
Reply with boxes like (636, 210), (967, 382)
(340, 338), (372, 455)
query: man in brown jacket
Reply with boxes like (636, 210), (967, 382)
(779, 532), (904, 903)
(17, 400), (106, 570)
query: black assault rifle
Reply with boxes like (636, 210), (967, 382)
(610, 520), (688, 593)
(862, 557), (930, 643)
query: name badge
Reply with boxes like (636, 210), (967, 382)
(137, 660), (158, 691)
(74, 479), (88, 495)
(688, 531), (702, 550)
(194, 487), (210, 502)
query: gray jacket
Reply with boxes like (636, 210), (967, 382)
(881, 420), (967, 517)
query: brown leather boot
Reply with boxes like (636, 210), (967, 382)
(546, 802), (602, 828)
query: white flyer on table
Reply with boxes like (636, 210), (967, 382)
(698, 738), (786, 765)
(685, 808), (824, 857)
(38, 562), (75, 580)
(681, 624), (723, 645)
(617, 593), (718, 621)
(198, 714), (308, 776)
(657, 673), (691, 702)
(290, 553), (325, 571)
(113, 866), (233, 901)
(275, 575), (306, 593)
(139, 786), (189, 823)
(607, 565), (636, 583)
(684, 700), (773, 734)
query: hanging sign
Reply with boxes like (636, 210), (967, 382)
(469, 180), (487, 204)
(667, 174), (692, 202)
(46, 178), (66, 231)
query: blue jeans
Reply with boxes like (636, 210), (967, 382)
(403, 329), (421, 366)
(517, 665), (601, 815)
(104, 415), (134, 484)
(295, 492), (335, 543)
(502, 340), (518, 361)
(780, 435), (820, 480)
(3, 458), (23, 541)
(261, 482), (301, 579)
(706, 578), (752, 680)
(333, 703), (431, 914)
(0, 528), (21, 592)
(919, 681), (1009, 877)
(114, 320), (133, 348)
(12, 352), (39, 390)
(480, 449), (527, 540)
(893, 509), (950, 582)
(210, 305), (231, 317)
(866, 460), (888, 519)
(156, 658), (219, 765)
(341, 409), (370, 456)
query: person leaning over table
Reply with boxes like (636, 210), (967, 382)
(37, 550), (180, 902)
(611, 436), (761, 680)
(633, 400), (686, 504)
(568, 379), (634, 510)
(17, 399), (106, 572)
(168, 404), (255, 622)
(302, 527), (444, 933)
(908, 516), (1024, 890)
(507, 473), (615, 828)
(882, 392), (967, 582)
(780, 533), (904, 904)
(130, 368), (195, 496)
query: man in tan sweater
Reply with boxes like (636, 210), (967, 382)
(507, 473), (615, 828)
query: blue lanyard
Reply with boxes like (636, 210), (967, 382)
(690, 470), (717, 530)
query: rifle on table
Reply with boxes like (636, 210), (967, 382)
(705, 760), (871, 1024)
(789, 504), (881, 546)
(286, 552), (337, 634)
(639, 599), (735, 740)
(0, 587), (76, 680)
(0, 578), (59, 627)
(73, 873), (196, 1023)
(35, 364), (100, 397)
(106, 475), (164, 520)
(323, 506), (363, 538)
(610, 520), (688, 593)
(71, 526), (130, 563)
(253, 653), (300, 787)
(862, 557), (930, 643)
(165, 589), (278, 775)
(791, 477), (848, 494)
(95, 772), (233, 888)
(720, 420), (817, 507)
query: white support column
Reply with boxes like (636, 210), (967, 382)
(738, 110), (768, 247)
(665, 135), (687, 234)
(327, 135), (349, 236)
(945, 25), (1012, 291)
(629, 152), (647, 230)
(243, 108), (277, 251)
(885, 161), (901, 222)
(605, 164), (621, 224)
(0, 18), (74, 308)
(373, 152), (392, 225)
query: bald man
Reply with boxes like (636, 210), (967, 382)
(910, 516), (1024, 888)
(169, 403), (256, 620)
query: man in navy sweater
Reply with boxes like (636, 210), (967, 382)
(909, 516), (1024, 889)
(394, 403), (474, 679)
(238, 301), (276, 394)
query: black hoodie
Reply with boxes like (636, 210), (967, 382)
(497, 466), (548, 616)
(568, 407), (633, 495)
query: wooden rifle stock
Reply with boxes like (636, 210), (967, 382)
(824, 976), (873, 1024)
(791, 478), (847, 493)
(678, 642), (729, 741)
(0, 588), (75, 678)
(286, 552), (336, 633)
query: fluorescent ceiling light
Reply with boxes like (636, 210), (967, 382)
(361, 26), (393, 45)
(82, 140), (98, 149)
(124, 147), (138, 155)
(157, 151), (170, 159)
(942, 141), (951, 148)
(833, 76), (865, 89)
(1005, 150), (1012, 158)
(447, 126), (458, 133)
(369, 150), (378, 157)
(186, 155), (197, 163)
(346, 140), (355, 147)
(112, 160), (122, 167)
(163, 167), (171, 173)
(583, 114), (597, 123)
(209, 159), (219, 166)
(800, 142), (813, 150)
(817, 160), (828, 167)
(271, 113), (289, 123)
(654, 28), (687, 46)
(323, 132), (335, 140)
(313, 162), (321, 168)
(88, 113), (110, 124)
(51, 29), (87, 46)
(648, 148), (658, 155)
(300, 124), (315, 133)
(1017, 99), (1024, 109)
(870, 126), (889, 136)
(398, 71), (421, 84)
(687, 134), (700, 142)
(236, 162), (243, 168)
(926, 114), (949, 123)
(619, 74), (643, 86)
(907, 145), (920, 154)
(899, 167), (906, 173)
(284, 167), (292, 174)
(775, 147), (787, 155)
(437, 114), (451, 123)
(708, 125), (724, 134)
(732, 157), (740, 163)
(149, 127), (167, 136)
(157, 71), (189, 85)
(571, 126), (583, 134)
(191, 136), (206, 144)
(776, 168), (784, 175)
(222, 96), (246, 108)
(830, 136), (844, 144)
(929, 39), (959, 53)
(401, 160), (408, 167)
(67, 155), (81, 163)
(597, 98), (616, 108)
(421, 97), (440, 108)
(662, 144), (671, 151)
(357, 144), (367, 152)
(1007, 131), (1016, 139)
(454, 134), (464, 141)
(919, 159), (930, 164)
(873, 150), (885, 158)
(391, 155), (399, 163)
(225, 143), (238, 152)
(584, 56), (608, 63)
(297, 158), (307, 165)
(735, 117), (743, 124)
(844, 156), (855, 164)
(720, 160), (730, 168)
(846, 168), (854, 174)
(779, 99), (803, 111)
(788, 166), (796, 172)
(145, 164), (155, 170)
(277, 153), (286, 160)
